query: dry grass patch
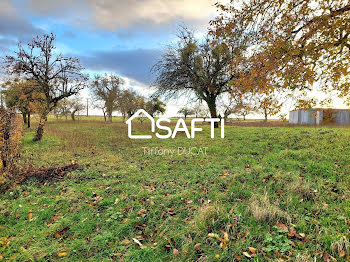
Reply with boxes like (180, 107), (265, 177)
(45, 123), (97, 148)
(331, 236), (350, 258)
(249, 192), (290, 223)
(191, 203), (219, 232)
(295, 253), (313, 262)
(289, 180), (315, 200)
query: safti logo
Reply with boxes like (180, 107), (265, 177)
(126, 109), (224, 139)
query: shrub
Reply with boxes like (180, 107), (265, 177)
(0, 107), (22, 191)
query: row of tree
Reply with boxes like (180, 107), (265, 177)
(53, 97), (85, 121)
(1, 0), (349, 140)
(0, 34), (166, 141)
(2, 74), (167, 125)
(177, 92), (282, 121)
(1, 75), (166, 127)
(90, 74), (165, 122)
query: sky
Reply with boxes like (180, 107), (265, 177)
(0, 0), (223, 116)
(0, 0), (347, 118)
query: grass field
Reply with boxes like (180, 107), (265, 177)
(1, 118), (349, 261)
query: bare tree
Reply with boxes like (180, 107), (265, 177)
(192, 103), (209, 118)
(152, 27), (234, 127)
(178, 106), (194, 119)
(92, 100), (108, 121)
(5, 33), (87, 141)
(55, 99), (71, 120)
(69, 97), (85, 121)
(90, 74), (122, 122)
(217, 96), (236, 122)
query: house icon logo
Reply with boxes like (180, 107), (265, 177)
(126, 109), (225, 139)
(126, 109), (155, 139)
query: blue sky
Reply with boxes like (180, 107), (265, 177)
(0, 0), (218, 85)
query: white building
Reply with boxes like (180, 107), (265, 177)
(289, 109), (350, 125)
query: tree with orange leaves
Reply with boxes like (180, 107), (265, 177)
(2, 78), (43, 128)
(211, 0), (350, 102)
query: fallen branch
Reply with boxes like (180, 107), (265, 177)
(18, 163), (79, 184)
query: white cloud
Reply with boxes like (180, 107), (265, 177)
(20, 0), (218, 31)
(0, 0), (16, 16)
(88, 0), (217, 30)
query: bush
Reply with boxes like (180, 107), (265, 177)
(0, 107), (22, 192)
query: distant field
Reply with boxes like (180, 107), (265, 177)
(50, 114), (282, 123)
(0, 118), (349, 261)
(52, 114), (349, 127)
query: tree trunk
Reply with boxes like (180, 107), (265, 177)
(224, 110), (230, 122)
(264, 108), (268, 122)
(71, 112), (76, 121)
(206, 97), (219, 128)
(243, 115), (246, 121)
(108, 112), (112, 122)
(33, 109), (49, 141)
(27, 111), (31, 128)
(103, 112), (107, 122)
(22, 112), (27, 125)
(122, 113), (126, 123)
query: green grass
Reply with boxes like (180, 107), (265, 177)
(0, 118), (349, 261)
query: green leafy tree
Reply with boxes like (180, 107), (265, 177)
(145, 98), (166, 117)
(118, 89), (138, 122)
